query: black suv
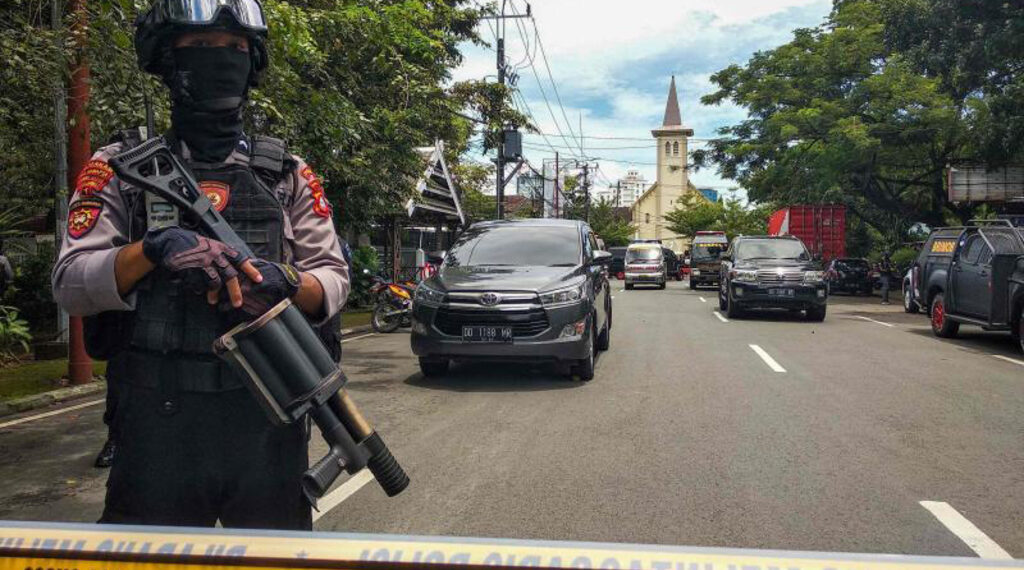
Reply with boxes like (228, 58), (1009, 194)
(410, 219), (613, 380)
(718, 235), (828, 321)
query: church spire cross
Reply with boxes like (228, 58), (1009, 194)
(662, 75), (682, 127)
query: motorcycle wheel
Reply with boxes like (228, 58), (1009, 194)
(372, 304), (402, 333)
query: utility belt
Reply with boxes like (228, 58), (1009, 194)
(119, 348), (245, 393)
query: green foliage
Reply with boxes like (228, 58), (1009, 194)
(2, 0), (518, 234)
(0, 306), (32, 362)
(346, 245), (380, 309)
(693, 0), (1024, 249)
(587, 198), (634, 247)
(7, 242), (57, 334)
(665, 194), (771, 241)
(889, 246), (918, 274)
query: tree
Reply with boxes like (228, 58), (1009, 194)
(691, 0), (1004, 246)
(0, 0), (522, 234)
(588, 198), (635, 246)
(665, 194), (771, 241)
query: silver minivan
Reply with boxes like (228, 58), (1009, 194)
(624, 243), (666, 290)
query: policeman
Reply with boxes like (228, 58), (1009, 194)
(52, 0), (348, 529)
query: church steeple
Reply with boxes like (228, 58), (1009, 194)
(662, 75), (682, 127)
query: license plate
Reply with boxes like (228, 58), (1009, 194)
(462, 326), (513, 343)
(768, 288), (795, 297)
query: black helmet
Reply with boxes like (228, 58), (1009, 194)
(135, 0), (269, 85)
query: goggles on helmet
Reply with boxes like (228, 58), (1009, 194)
(157, 0), (267, 33)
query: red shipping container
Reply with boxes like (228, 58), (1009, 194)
(767, 205), (846, 262)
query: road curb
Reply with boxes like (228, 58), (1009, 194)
(0, 380), (106, 419)
(341, 324), (373, 336)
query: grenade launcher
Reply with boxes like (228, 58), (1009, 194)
(109, 137), (409, 503)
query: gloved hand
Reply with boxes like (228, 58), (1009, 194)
(142, 226), (260, 306)
(223, 259), (302, 316)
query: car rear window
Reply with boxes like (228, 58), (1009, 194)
(626, 246), (662, 262)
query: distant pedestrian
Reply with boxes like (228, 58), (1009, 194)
(879, 253), (895, 305)
(0, 241), (13, 299)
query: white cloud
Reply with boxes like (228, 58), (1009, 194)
(456, 0), (831, 195)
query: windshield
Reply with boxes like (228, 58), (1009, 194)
(625, 247), (662, 263)
(692, 244), (725, 261)
(736, 239), (809, 261)
(836, 259), (869, 270)
(444, 225), (581, 267)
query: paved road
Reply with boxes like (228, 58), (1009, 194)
(1, 281), (1021, 558)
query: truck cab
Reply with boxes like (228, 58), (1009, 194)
(904, 228), (960, 314)
(929, 221), (1024, 352)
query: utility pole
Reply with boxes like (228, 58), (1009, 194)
(616, 180), (621, 208)
(582, 162), (591, 222)
(554, 152), (560, 218)
(66, 0), (92, 384)
(483, 2), (530, 220)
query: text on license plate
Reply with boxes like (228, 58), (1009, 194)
(769, 288), (795, 297)
(462, 326), (513, 342)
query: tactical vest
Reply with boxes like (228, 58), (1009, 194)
(106, 132), (294, 392)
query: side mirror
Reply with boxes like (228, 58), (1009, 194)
(426, 250), (445, 265)
(592, 250), (613, 265)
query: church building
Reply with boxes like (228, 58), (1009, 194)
(630, 76), (706, 253)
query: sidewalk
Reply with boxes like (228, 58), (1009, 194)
(0, 323), (373, 420)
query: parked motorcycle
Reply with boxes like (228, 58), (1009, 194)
(369, 271), (416, 333)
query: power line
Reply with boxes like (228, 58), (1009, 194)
(523, 6), (583, 155)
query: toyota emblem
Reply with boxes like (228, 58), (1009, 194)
(480, 292), (502, 306)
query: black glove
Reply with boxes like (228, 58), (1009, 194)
(142, 226), (248, 294)
(223, 259), (301, 316)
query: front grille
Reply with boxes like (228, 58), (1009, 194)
(434, 307), (549, 337)
(757, 270), (803, 285)
(433, 291), (550, 338)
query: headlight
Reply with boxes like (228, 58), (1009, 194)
(413, 283), (445, 307)
(540, 283), (586, 307)
(803, 271), (825, 284)
(731, 269), (757, 283)
(691, 269), (701, 276)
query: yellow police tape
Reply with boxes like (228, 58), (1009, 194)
(1, 521), (1020, 570)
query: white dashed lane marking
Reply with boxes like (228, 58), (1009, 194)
(920, 501), (1012, 559)
(749, 344), (786, 373)
(992, 354), (1024, 368)
(712, 311), (729, 323)
(855, 315), (894, 328)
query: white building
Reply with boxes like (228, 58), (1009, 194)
(592, 169), (648, 208)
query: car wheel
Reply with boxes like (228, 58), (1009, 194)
(658, 282), (666, 290)
(688, 279), (697, 290)
(596, 313), (611, 352)
(725, 291), (743, 319)
(418, 357), (449, 377)
(1017, 306), (1024, 354)
(806, 304), (826, 322)
(903, 285), (919, 314)
(572, 324), (596, 381)
(930, 293), (959, 338)
(718, 286), (728, 310)
(625, 283), (633, 290)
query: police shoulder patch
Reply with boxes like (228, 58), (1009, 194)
(75, 160), (115, 197)
(67, 198), (104, 239)
(300, 166), (331, 218)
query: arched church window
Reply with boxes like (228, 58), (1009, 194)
(672, 141), (679, 156)
(664, 142), (670, 155)
(645, 213), (650, 224)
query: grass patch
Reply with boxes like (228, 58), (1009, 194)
(0, 360), (107, 402)
(342, 310), (373, 330)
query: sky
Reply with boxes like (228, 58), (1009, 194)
(452, 0), (833, 197)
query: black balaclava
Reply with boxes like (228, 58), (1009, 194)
(166, 46), (252, 163)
